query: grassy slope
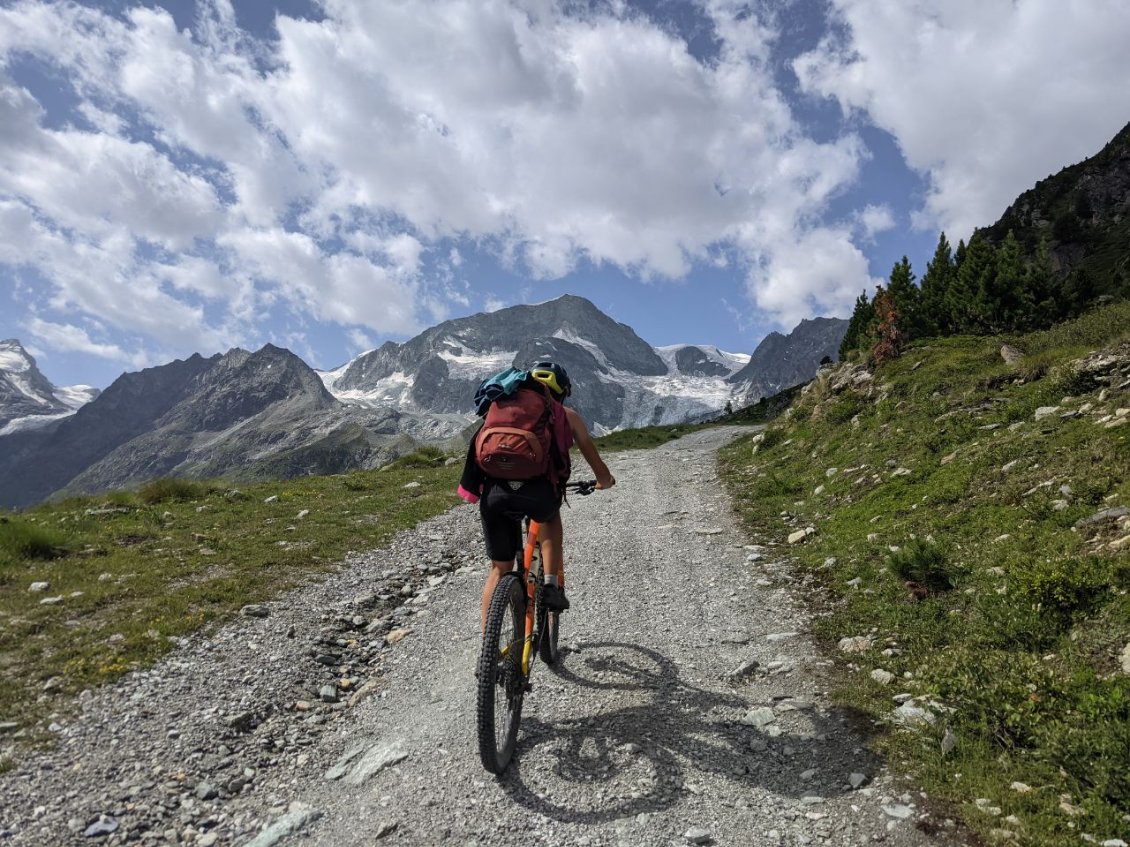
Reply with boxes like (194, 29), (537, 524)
(719, 303), (1130, 846)
(0, 447), (461, 749)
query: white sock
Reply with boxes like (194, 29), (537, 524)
(544, 575), (560, 587)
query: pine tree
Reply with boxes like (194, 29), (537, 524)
(949, 233), (995, 333)
(919, 232), (955, 335)
(886, 256), (920, 338)
(1025, 236), (1059, 328)
(839, 289), (874, 361)
(982, 230), (1031, 332)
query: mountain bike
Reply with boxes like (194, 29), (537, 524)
(476, 479), (597, 774)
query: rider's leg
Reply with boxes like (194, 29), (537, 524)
(481, 559), (513, 631)
(539, 514), (563, 580)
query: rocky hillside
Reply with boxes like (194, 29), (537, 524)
(983, 120), (1130, 291)
(0, 346), (444, 509)
(729, 317), (847, 403)
(0, 339), (99, 434)
(719, 301), (1130, 845)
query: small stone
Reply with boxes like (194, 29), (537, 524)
(195, 782), (217, 800)
(849, 772), (867, 789)
(1119, 642), (1130, 675)
(296, 509), (310, 519)
(197, 834), (219, 847)
(28, 581), (50, 592)
(1010, 781), (1032, 793)
(319, 685), (339, 703)
(787, 529), (808, 544)
(870, 669), (895, 685)
(264, 495), (279, 503)
(83, 817), (119, 838)
(375, 821), (399, 839)
(740, 707), (777, 729)
(384, 628), (412, 645)
(727, 659), (760, 680)
(241, 604), (270, 618)
(882, 804), (914, 819)
(403, 481), (421, 489)
(1034, 406), (1060, 420)
(838, 636), (872, 653)
(941, 727), (957, 755)
(765, 632), (799, 642)
(684, 827), (712, 845)
(39, 595), (64, 605)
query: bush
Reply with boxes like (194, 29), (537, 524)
(137, 478), (211, 504)
(1017, 556), (1122, 625)
(0, 518), (66, 560)
(887, 539), (960, 593)
(389, 446), (449, 469)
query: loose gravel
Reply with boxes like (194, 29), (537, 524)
(0, 427), (969, 846)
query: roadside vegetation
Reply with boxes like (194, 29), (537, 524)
(719, 302), (1130, 846)
(0, 452), (461, 741)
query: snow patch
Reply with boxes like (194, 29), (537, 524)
(436, 340), (516, 379)
(332, 371), (416, 408)
(0, 411), (73, 437)
(0, 343), (32, 374)
(53, 385), (98, 411)
(654, 344), (750, 376)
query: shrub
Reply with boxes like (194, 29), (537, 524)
(137, 478), (211, 504)
(1017, 556), (1122, 624)
(887, 539), (959, 593)
(390, 446), (449, 469)
(0, 518), (66, 560)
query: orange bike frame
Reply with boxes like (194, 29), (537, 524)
(519, 520), (564, 674)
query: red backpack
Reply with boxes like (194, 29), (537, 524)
(475, 385), (559, 481)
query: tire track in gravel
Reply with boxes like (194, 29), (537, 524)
(291, 427), (966, 847)
(0, 426), (969, 847)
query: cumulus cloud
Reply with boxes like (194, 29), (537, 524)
(25, 316), (147, 367)
(1, 0), (927, 371)
(858, 204), (895, 240)
(794, 0), (1130, 237)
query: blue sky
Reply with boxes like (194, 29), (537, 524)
(2, 0), (1129, 390)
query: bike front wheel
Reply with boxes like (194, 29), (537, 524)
(476, 573), (526, 774)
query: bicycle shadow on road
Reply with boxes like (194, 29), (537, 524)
(497, 641), (883, 825)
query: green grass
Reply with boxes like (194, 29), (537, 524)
(0, 460), (462, 742)
(593, 422), (708, 451)
(719, 302), (1130, 846)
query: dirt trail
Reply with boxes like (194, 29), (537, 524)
(1, 427), (966, 847)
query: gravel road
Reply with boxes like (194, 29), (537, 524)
(1, 426), (968, 847)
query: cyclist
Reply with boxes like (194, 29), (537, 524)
(458, 361), (615, 628)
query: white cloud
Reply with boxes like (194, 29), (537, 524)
(1, 0), (907, 368)
(794, 0), (1130, 238)
(25, 316), (147, 367)
(858, 204), (895, 239)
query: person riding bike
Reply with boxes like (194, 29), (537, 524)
(458, 361), (615, 628)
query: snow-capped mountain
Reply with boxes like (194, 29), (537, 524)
(318, 296), (758, 433)
(0, 339), (100, 435)
(0, 298), (846, 508)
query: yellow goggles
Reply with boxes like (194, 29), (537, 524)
(530, 369), (565, 395)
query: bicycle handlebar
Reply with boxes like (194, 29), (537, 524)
(566, 479), (598, 496)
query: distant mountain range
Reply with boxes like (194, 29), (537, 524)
(0, 339), (99, 435)
(0, 299), (846, 508)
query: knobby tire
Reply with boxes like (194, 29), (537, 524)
(476, 573), (526, 774)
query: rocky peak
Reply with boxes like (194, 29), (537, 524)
(0, 339), (100, 432)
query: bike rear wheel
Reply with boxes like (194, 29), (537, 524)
(537, 592), (561, 665)
(476, 573), (526, 773)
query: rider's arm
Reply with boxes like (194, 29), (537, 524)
(564, 407), (615, 489)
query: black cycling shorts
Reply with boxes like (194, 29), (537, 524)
(480, 478), (561, 562)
